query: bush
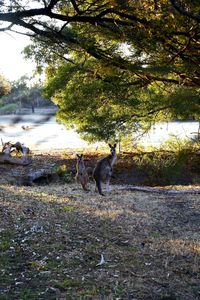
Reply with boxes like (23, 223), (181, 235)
(132, 137), (200, 185)
(0, 103), (17, 114)
(53, 164), (74, 183)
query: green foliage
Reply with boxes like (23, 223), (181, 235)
(161, 136), (197, 153)
(62, 205), (75, 213)
(1, 75), (53, 111)
(40, 5), (200, 141)
(133, 137), (200, 185)
(0, 74), (11, 98)
(142, 152), (187, 185)
(0, 229), (15, 251)
(53, 164), (73, 183)
(0, 103), (17, 114)
(53, 164), (67, 176)
(55, 278), (81, 290)
(4, 0), (199, 141)
(167, 88), (200, 120)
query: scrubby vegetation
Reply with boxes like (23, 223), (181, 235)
(0, 103), (17, 114)
(128, 140), (200, 186)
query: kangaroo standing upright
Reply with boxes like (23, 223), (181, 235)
(75, 154), (89, 191)
(93, 143), (117, 196)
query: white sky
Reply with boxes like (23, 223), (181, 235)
(0, 31), (36, 81)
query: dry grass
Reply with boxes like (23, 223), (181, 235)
(0, 179), (200, 300)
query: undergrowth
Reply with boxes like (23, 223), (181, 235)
(120, 138), (200, 186)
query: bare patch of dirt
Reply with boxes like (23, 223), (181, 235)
(0, 151), (200, 299)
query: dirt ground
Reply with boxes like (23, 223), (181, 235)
(0, 151), (200, 299)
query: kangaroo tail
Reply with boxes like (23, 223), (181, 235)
(95, 179), (104, 196)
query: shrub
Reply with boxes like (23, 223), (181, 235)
(132, 137), (199, 185)
(53, 164), (73, 183)
(0, 103), (17, 114)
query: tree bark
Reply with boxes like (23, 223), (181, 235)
(0, 153), (32, 165)
(0, 140), (32, 165)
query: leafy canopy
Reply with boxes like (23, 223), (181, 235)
(0, 0), (200, 141)
(0, 74), (11, 98)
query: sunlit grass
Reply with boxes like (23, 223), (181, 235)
(0, 176), (200, 299)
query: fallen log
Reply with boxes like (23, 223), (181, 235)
(0, 153), (32, 165)
(0, 140), (32, 165)
(19, 167), (58, 186)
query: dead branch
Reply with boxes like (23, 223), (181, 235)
(119, 185), (200, 194)
(0, 140), (32, 165)
(0, 153), (32, 166)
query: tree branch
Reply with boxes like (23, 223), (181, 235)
(0, 4), (149, 29)
(70, 0), (82, 15)
(0, 23), (13, 31)
(94, 8), (149, 25)
(131, 105), (174, 119)
(169, 0), (200, 23)
(47, 0), (60, 10)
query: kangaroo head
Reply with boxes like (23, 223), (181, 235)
(108, 143), (117, 156)
(76, 154), (84, 162)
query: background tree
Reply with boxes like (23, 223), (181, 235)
(0, 74), (11, 98)
(1, 76), (54, 113)
(0, 0), (200, 140)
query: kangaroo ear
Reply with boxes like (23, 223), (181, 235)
(76, 154), (80, 158)
(113, 143), (117, 148)
(108, 143), (112, 148)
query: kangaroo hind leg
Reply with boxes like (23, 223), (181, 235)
(105, 175), (111, 193)
(95, 179), (104, 196)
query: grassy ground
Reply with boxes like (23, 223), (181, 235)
(0, 151), (200, 299)
(0, 186), (200, 299)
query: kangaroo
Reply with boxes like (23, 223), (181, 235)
(93, 143), (117, 196)
(75, 154), (89, 191)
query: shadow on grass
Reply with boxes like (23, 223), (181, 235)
(0, 183), (199, 300)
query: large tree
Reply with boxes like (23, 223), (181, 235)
(0, 0), (200, 141)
